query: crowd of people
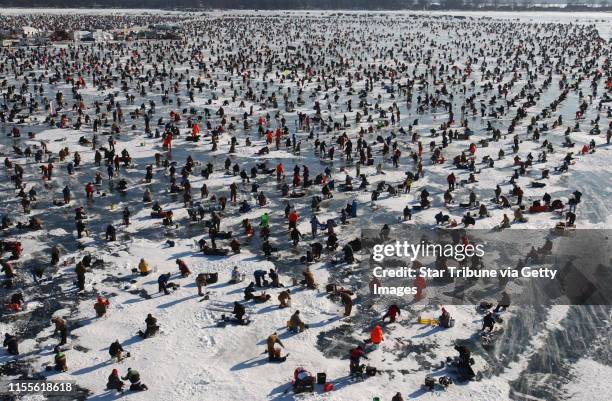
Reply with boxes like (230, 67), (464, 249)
(0, 10), (610, 400)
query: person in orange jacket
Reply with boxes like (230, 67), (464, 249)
(276, 163), (284, 181)
(191, 123), (200, 139)
(370, 324), (384, 345)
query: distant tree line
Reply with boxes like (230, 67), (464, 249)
(1, 0), (610, 10)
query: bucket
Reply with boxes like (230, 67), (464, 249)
(324, 383), (333, 392)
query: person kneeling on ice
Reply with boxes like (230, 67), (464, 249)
(288, 310), (307, 332)
(278, 289), (291, 308)
(175, 259), (191, 277)
(229, 266), (244, 284)
(94, 296), (110, 317)
(367, 324), (384, 348)
(482, 312), (495, 332)
(157, 273), (178, 295)
(138, 258), (150, 276)
(267, 332), (286, 362)
(439, 307), (453, 328)
(392, 392), (405, 401)
(109, 340), (125, 362)
(54, 346), (67, 372)
(106, 369), (125, 393)
(139, 314), (159, 338)
(349, 345), (368, 374)
(122, 368), (148, 391)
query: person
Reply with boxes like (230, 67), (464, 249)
(142, 314), (159, 338)
(122, 368), (148, 391)
(254, 269), (268, 287)
(54, 346), (67, 372)
(514, 207), (527, 223)
(439, 307), (452, 328)
(340, 291), (353, 316)
(289, 310), (306, 332)
(343, 243), (355, 264)
(566, 211), (576, 226)
(51, 316), (68, 345)
(94, 296), (110, 317)
(138, 258), (150, 276)
(195, 273), (209, 296)
(369, 324), (384, 346)
(278, 289), (291, 308)
(158, 273), (171, 295)
(75, 261), (86, 291)
(382, 304), (401, 323)
(482, 312), (495, 332)
(3, 333), (18, 355)
(123, 207), (130, 225)
(269, 269), (281, 287)
(500, 214), (511, 229)
(50, 245), (61, 265)
(494, 291), (510, 313)
(105, 224), (116, 241)
(176, 259), (191, 277)
(266, 332), (285, 362)
(392, 392), (405, 401)
(244, 282), (256, 300)
(349, 345), (367, 373)
(310, 214), (321, 237)
(106, 369), (125, 392)
(233, 301), (246, 323)
(109, 340), (124, 362)
(229, 266), (243, 284)
(303, 267), (317, 289)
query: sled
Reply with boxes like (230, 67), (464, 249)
(417, 316), (439, 326)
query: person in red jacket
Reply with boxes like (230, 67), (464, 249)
(288, 210), (299, 230)
(382, 304), (401, 323)
(163, 132), (173, 150)
(85, 182), (95, 199)
(276, 163), (284, 181)
(94, 296), (110, 317)
(349, 345), (368, 372)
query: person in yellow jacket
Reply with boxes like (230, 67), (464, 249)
(138, 258), (150, 276)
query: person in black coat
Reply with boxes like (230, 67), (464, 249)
(3, 333), (18, 355)
(232, 302), (245, 322)
(109, 340), (124, 361)
(482, 312), (495, 332)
